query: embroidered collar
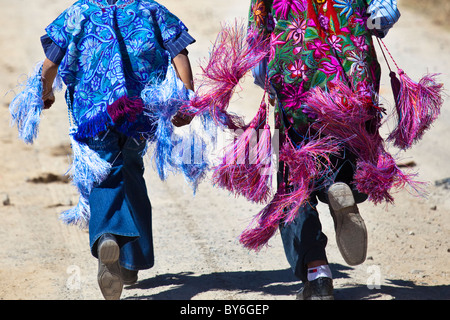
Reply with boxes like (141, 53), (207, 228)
(88, 0), (136, 8)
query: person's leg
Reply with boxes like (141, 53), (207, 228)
(87, 131), (140, 255)
(119, 136), (154, 272)
(279, 197), (334, 300)
(85, 130), (142, 299)
(317, 149), (368, 266)
(279, 196), (329, 282)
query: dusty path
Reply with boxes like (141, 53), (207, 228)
(0, 0), (448, 300)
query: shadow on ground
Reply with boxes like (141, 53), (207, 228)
(123, 264), (449, 300)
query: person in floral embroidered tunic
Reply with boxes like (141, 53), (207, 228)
(248, 0), (400, 299)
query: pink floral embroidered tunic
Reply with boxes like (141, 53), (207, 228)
(248, 0), (381, 138)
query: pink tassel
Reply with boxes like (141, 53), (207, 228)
(239, 181), (313, 251)
(107, 96), (144, 123)
(304, 82), (382, 164)
(212, 103), (273, 203)
(239, 223), (279, 251)
(354, 149), (426, 204)
(239, 136), (342, 250)
(303, 81), (426, 204)
(181, 20), (269, 128)
(376, 38), (444, 150)
(388, 70), (444, 149)
(239, 187), (287, 251)
(280, 136), (341, 223)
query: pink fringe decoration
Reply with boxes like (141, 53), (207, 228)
(388, 70), (444, 149)
(212, 103), (273, 203)
(107, 96), (144, 123)
(239, 136), (342, 250)
(180, 20), (269, 128)
(239, 188), (286, 251)
(354, 148), (425, 204)
(304, 82), (383, 163)
(304, 81), (424, 204)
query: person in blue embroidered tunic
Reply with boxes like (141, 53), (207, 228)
(40, 0), (196, 300)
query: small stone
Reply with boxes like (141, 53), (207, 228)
(2, 193), (10, 206)
(411, 269), (424, 274)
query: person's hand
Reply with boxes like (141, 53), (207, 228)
(269, 96), (276, 106)
(42, 90), (55, 109)
(171, 112), (193, 127)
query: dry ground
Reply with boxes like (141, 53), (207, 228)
(0, 0), (448, 301)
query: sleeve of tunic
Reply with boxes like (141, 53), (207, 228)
(152, 3), (196, 58)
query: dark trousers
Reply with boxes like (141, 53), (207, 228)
(278, 150), (367, 282)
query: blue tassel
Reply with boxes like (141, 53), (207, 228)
(9, 62), (44, 144)
(141, 63), (191, 180)
(60, 195), (90, 228)
(141, 63), (211, 191)
(141, 64), (188, 118)
(180, 133), (210, 194)
(152, 118), (177, 180)
(60, 132), (111, 228)
(9, 61), (64, 144)
(171, 128), (210, 194)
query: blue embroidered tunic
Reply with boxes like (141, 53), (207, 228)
(43, 0), (195, 139)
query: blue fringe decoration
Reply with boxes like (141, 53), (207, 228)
(140, 64), (211, 191)
(60, 131), (111, 228)
(9, 61), (44, 144)
(73, 108), (111, 141)
(9, 61), (64, 144)
(141, 63), (190, 180)
(60, 195), (90, 229)
(175, 129), (210, 194)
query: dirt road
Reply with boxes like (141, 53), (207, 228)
(0, 0), (448, 300)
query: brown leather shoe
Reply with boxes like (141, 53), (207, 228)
(97, 234), (123, 300)
(120, 267), (138, 286)
(327, 183), (368, 266)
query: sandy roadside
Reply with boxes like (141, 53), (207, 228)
(0, 0), (448, 300)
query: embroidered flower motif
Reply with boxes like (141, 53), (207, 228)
(280, 82), (307, 110)
(286, 18), (307, 45)
(351, 35), (369, 52)
(252, 0), (267, 27)
(328, 35), (343, 53)
(273, 0), (306, 20)
(319, 56), (345, 81)
(106, 53), (125, 86)
(318, 14), (329, 30)
(65, 4), (88, 36)
(287, 60), (309, 81)
(307, 39), (330, 59)
(80, 37), (101, 72)
(347, 50), (368, 77)
(334, 0), (354, 19)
